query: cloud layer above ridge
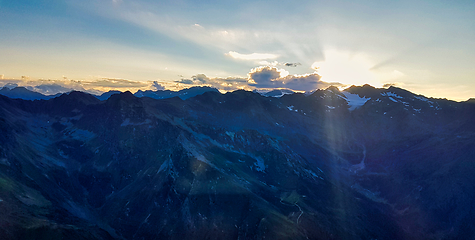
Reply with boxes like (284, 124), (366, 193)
(0, 66), (340, 95)
(175, 66), (339, 92)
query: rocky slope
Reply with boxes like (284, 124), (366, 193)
(0, 85), (474, 239)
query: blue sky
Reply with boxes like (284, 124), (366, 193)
(0, 0), (474, 100)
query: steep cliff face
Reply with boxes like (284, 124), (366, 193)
(0, 87), (474, 239)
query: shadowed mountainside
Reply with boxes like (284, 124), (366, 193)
(0, 85), (474, 239)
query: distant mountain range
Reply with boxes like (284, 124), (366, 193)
(0, 85), (474, 239)
(0, 86), (62, 100)
(0, 86), (220, 101)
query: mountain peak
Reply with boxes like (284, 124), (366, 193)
(58, 91), (100, 105)
(262, 89), (295, 97)
(466, 98), (475, 104)
(344, 84), (377, 92)
(122, 90), (135, 97)
(132, 86), (218, 100)
(96, 90), (122, 101)
(343, 84), (381, 98)
(0, 86), (52, 100)
(105, 90), (136, 103)
(326, 85), (341, 93)
(106, 90), (140, 106)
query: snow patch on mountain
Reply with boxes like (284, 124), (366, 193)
(262, 89), (295, 97)
(414, 95), (432, 103)
(304, 169), (324, 180)
(381, 92), (403, 99)
(158, 159), (171, 173)
(287, 106), (298, 112)
(342, 92), (370, 111)
(254, 157), (266, 172)
(67, 128), (95, 141)
(225, 131), (235, 141)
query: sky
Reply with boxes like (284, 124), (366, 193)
(0, 0), (474, 100)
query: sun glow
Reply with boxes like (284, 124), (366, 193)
(311, 49), (381, 87)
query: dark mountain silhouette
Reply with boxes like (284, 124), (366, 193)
(260, 89), (295, 97)
(0, 85), (474, 239)
(133, 86), (219, 100)
(97, 90), (122, 101)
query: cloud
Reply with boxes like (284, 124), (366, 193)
(383, 82), (404, 88)
(13, 79), (90, 95)
(0, 79), (91, 95)
(191, 75), (253, 91)
(171, 67), (338, 92)
(248, 66), (285, 84)
(75, 1), (327, 73)
(2, 83), (18, 89)
(151, 81), (165, 91)
(174, 73), (249, 91)
(205, 76), (249, 91)
(284, 62), (301, 67)
(0, 79), (23, 88)
(176, 79), (194, 85)
(280, 74), (332, 91)
(192, 74), (210, 83)
(226, 51), (279, 61)
(34, 84), (85, 95)
(94, 5), (254, 54)
(83, 78), (149, 88)
(175, 74), (211, 85)
(2, 65), (342, 96)
(247, 66), (333, 91)
(255, 61), (302, 68)
(1, 77), (157, 95)
(0, 75), (3, 79)
(257, 61), (279, 66)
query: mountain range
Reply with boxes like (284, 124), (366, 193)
(0, 85), (474, 239)
(0, 86), (219, 101)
